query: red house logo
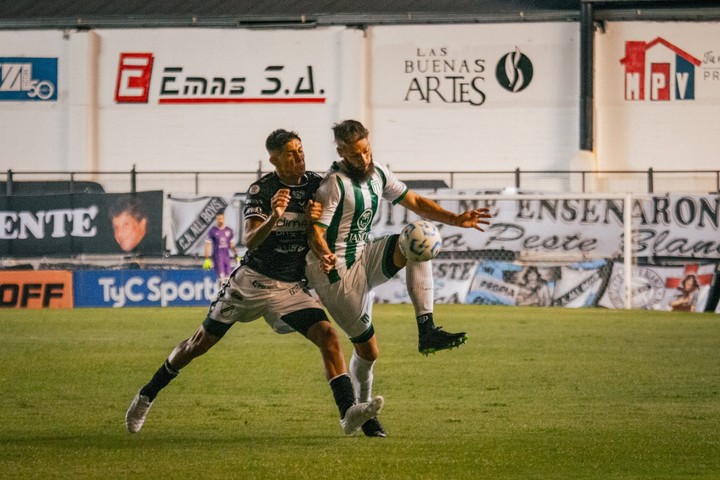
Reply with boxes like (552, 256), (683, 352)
(620, 38), (701, 101)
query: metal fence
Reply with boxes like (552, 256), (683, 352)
(2, 167), (720, 195)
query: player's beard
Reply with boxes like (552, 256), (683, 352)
(342, 159), (375, 183)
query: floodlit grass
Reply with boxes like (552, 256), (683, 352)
(1, 305), (719, 479)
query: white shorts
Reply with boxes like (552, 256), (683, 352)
(207, 265), (324, 334)
(306, 235), (400, 340)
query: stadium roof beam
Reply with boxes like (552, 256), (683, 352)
(0, 11), (582, 30)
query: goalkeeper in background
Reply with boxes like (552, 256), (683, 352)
(203, 210), (238, 287)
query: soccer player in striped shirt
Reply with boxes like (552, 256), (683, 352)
(306, 119), (492, 436)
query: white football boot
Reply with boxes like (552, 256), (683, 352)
(125, 391), (153, 433)
(340, 396), (384, 435)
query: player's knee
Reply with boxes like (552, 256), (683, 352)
(187, 329), (219, 357)
(309, 322), (341, 353)
(320, 326), (342, 355)
(355, 343), (379, 362)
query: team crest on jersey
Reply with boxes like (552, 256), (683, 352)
(248, 185), (260, 195)
(357, 209), (373, 231)
(370, 180), (381, 196)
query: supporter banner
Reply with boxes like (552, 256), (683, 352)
(74, 269), (217, 308)
(373, 259), (480, 305)
(598, 262), (717, 312)
(462, 260), (611, 307)
(0, 270), (73, 308)
(372, 192), (720, 259)
(0, 191), (163, 256)
(168, 194), (245, 256)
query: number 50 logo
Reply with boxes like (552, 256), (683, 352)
(0, 58), (58, 102)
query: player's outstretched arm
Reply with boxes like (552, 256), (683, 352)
(399, 190), (492, 231)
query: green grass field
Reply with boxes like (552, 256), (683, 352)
(1, 305), (719, 479)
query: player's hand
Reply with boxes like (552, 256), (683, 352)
(455, 207), (493, 232)
(203, 258), (213, 270)
(320, 253), (337, 274)
(272, 188), (291, 218)
(305, 199), (323, 223)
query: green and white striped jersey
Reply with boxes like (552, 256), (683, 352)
(313, 161), (408, 276)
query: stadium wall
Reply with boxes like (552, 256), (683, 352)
(2, 21), (719, 175)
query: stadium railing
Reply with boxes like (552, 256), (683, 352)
(3, 167), (720, 195)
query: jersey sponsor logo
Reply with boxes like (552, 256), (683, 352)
(0, 57), (57, 101)
(291, 190), (306, 200)
(288, 282), (305, 295)
(251, 280), (272, 290)
(346, 231), (371, 243)
(244, 206), (264, 217)
(274, 212), (307, 232)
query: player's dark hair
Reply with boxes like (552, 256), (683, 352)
(265, 129), (301, 154)
(108, 195), (147, 221)
(332, 120), (369, 147)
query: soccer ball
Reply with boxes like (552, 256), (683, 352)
(399, 220), (442, 262)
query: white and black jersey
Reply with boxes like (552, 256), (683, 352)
(242, 171), (322, 282)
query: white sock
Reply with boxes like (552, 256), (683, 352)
(349, 350), (374, 403)
(406, 259), (434, 317)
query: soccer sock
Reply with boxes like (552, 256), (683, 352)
(329, 374), (355, 419)
(349, 350), (374, 403)
(406, 259), (435, 332)
(140, 359), (179, 402)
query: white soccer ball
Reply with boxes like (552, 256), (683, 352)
(399, 220), (442, 262)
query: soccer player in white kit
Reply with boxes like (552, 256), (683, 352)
(306, 119), (492, 437)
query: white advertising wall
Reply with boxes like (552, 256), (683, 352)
(0, 30), (85, 171)
(3, 22), (720, 176)
(595, 22), (720, 170)
(0, 27), (365, 173)
(368, 23), (580, 171)
(1, 24), (580, 174)
(94, 27), (364, 173)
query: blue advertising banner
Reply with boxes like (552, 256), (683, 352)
(0, 57), (58, 101)
(74, 269), (218, 308)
